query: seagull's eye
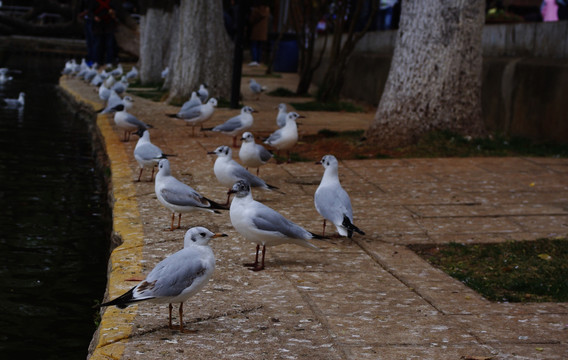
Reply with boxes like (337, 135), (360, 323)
(199, 232), (206, 237)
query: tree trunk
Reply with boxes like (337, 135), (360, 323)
(366, 0), (486, 148)
(139, 5), (178, 85)
(168, 0), (232, 103)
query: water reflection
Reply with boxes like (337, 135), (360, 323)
(0, 55), (110, 359)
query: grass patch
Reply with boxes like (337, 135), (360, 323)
(409, 238), (568, 302)
(293, 128), (567, 163)
(291, 101), (364, 113)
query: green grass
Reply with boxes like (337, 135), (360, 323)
(410, 238), (568, 302)
(290, 101), (364, 113)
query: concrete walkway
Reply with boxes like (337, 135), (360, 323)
(60, 69), (567, 360)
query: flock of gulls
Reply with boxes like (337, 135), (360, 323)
(62, 59), (365, 332)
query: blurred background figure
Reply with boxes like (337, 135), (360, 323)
(248, 0), (270, 66)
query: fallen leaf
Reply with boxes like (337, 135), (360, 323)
(537, 253), (552, 261)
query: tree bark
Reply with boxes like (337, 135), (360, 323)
(139, 5), (178, 85)
(167, 0), (232, 103)
(366, 0), (487, 148)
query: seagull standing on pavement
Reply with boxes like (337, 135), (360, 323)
(133, 128), (176, 182)
(197, 83), (209, 103)
(249, 79), (266, 100)
(155, 159), (228, 231)
(228, 180), (323, 271)
(112, 104), (153, 141)
(264, 112), (304, 163)
(314, 155), (365, 238)
(100, 227), (227, 333)
(239, 132), (273, 176)
(275, 103), (288, 128)
(110, 63), (123, 77)
(208, 145), (280, 204)
(125, 66), (138, 80)
(0, 92), (25, 109)
(202, 106), (256, 148)
(168, 98), (217, 136)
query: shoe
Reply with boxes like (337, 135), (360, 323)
(248, 61), (259, 66)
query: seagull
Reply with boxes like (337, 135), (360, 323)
(98, 83), (111, 101)
(239, 132), (273, 176)
(264, 112), (304, 163)
(110, 63), (123, 77)
(112, 104), (153, 141)
(133, 128), (176, 182)
(228, 180), (323, 271)
(167, 98), (217, 136)
(0, 92), (25, 109)
(99, 92), (133, 114)
(208, 145), (280, 204)
(202, 106), (256, 148)
(103, 74), (116, 89)
(111, 76), (129, 95)
(248, 79), (266, 100)
(0, 68), (13, 84)
(315, 155), (365, 238)
(85, 64), (99, 82)
(125, 66), (138, 80)
(61, 59), (75, 76)
(100, 226), (227, 333)
(275, 103), (288, 128)
(177, 91), (202, 113)
(155, 159), (228, 231)
(197, 83), (209, 103)
(90, 72), (103, 86)
(161, 66), (169, 79)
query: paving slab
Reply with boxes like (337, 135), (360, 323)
(58, 68), (568, 360)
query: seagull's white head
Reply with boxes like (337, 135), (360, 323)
(240, 132), (254, 143)
(184, 226), (227, 247)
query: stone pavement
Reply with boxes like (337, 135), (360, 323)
(60, 67), (567, 360)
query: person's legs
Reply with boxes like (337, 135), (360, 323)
(104, 32), (116, 66)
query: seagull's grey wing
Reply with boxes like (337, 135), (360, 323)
(180, 97), (201, 112)
(135, 143), (163, 160)
(265, 128), (283, 144)
(230, 165), (266, 187)
(252, 204), (311, 239)
(125, 113), (148, 128)
(250, 83), (261, 92)
(140, 249), (207, 298)
(213, 116), (242, 132)
(160, 183), (211, 208)
(315, 185), (353, 223)
(177, 106), (202, 120)
(256, 144), (273, 162)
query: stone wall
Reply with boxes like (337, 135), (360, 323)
(314, 21), (568, 143)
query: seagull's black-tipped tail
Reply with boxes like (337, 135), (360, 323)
(342, 215), (365, 238)
(206, 197), (229, 211)
(166, 113), (179, 118)
(309, 232), (328, 240)
(100, 287), (138, 309)
(201, 127), (214, 132)
(266, 183), (285, 194)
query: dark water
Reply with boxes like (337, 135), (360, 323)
(0, 54), (111, 359)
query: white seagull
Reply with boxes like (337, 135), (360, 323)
(99, 91), (132, 114)
(228, 180), (323, 271)
(100, 227), (227, 333)
(161, 66), (169, 79)
(112, 104), (153, 141)
(197, 83), (209, 103)
(155, 159), (228, 231)
(1, 92), (25, 109)
(109, 63), (123, 77)
(264, 112), (304, 162)
(239, 132), (273, 176)
(248, 79), (266, 100)
(314, 155), (365, 238)
(208, 145), (280, 204)
(125, 66), (138, 80)
(168, 98), (217, 136)
(202, 106), (256, 148)
(275, 103), (288, 128)
(133, 128), (176, 182)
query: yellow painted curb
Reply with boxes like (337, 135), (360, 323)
(59, 78), (144, 360)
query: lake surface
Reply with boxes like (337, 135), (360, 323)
(0, 54), (111, 359)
